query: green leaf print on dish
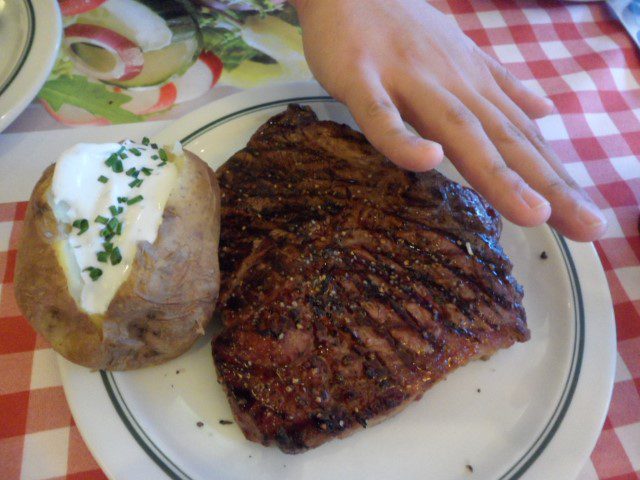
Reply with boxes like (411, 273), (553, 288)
(38, 76), (144, 124)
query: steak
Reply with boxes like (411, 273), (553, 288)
(213, 104), (529, 453)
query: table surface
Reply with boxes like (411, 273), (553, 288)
(1, 1), (639, 479)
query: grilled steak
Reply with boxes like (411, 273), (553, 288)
(214, 104), (529, 453)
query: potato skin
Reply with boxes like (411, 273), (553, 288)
(15, 151), (220, 370)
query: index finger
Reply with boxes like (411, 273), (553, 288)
(344, 73), (444, 172)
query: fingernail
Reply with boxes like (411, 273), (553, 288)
(577, 202), (607, 228)
(426, 140), (444, 157)
(521, 188), (550, 211)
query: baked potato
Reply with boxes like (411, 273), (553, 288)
(15, 140), (220, 370)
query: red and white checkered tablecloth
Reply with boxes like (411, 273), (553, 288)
(0, 1), (639, 479)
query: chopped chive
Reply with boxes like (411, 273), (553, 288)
(158, 148), (168, 162)
(151, 143), (158, 149)
(83, 267), (102, 281)
(151, 154), (159, 160)
(116, 221), (123, 235)
(109, 205), (123, 216)
(128, 178), (143, 188)
(117, 196), (128, 204)
(117, 145), (126, 154)
(129, 148), (141, 156)
(96, 251), (109, 263)
(142, 137), (150, 146)
(99, 228), (114, 239)
(141, 167), (153, 176)
(103, 242), (113, 253)
(106, 218), (119, 232)
(98, 175), (109, 184)
(125, 167), (138, 177)
(105, 153), (117, 167)
(106, 158), (123, 173)
(127, 195), (143, 205)
(158, 161), (167, 167)
(95, 215), (108, 225)
(72, 219), (89, 235)
(110, 247), (122, 265)
(119, 152), (128, 159)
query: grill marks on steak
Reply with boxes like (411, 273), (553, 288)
(214, 105), (529, 453)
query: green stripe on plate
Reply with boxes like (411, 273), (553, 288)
(0, 0), (36, 96)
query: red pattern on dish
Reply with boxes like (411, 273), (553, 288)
(58, 0), (107, 16)
(198, 51), (224, 87)
(137, 83), (178, 115)
(64, 24), (144, 81)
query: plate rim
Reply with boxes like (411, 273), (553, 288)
(0, 0), (35, 96)
(58, 81), (617, 480)
(0, 0), (61, 132)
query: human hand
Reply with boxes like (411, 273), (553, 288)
(290, 0), (607, 241)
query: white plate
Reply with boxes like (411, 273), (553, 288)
(0, 0), (61, 132)
(58, 82), (616, 480)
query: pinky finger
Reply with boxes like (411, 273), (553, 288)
(479, 49), (554, 120)
(345, 76), (443, 172)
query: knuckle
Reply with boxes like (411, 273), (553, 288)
(492, 120), (526, 146)
(470, 49), (491, 74)
(443, 103), (478, 128)
(489, 163), (510, 176)
(495, 63), (516, 85)
(550, 177), (583, 194)
(395, 42), (420, 65)
(475, 69), (497, 93)
(476, 79), (497, 99)
(382, 125), (407, 139)
(364, 97), (395, 120)
(490, 165), (525, 191)
(348, 58), (372, 81)
(527, 125), (549, 148)
(541, 180), (572, 198)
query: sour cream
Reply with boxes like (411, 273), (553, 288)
(50, 140), (178, 315)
